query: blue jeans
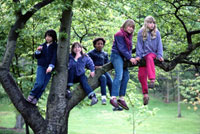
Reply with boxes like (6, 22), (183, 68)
(30, 66), (51, 100)
(99, 72), (112, 96)
(110, 52), (129, 97)
(67, 67), (94, 98)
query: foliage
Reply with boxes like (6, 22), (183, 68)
(180, 76), (200, 111)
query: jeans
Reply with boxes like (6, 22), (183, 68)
(30, 66), (51, 100)
(67, 67), (94, 97)
(110, 52), (130, 97)
(99, 72), (112, 96)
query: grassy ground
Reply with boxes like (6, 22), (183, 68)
(0, 96), (199, 134)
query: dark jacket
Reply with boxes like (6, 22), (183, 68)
(88, 49), (109, 66)
(111, 33), (133, 60)
(35, 42), (57, 68)
(68, 54), (95, 76)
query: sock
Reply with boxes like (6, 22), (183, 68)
(110, 96), (116, 99)
(119, 96), (124, 101)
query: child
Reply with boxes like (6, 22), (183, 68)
(88, 37), (113, 105)
(66, 42), (98, 106)
(136, 16), (164, 105)
(27, 29), (58, 105)
(110, 19), (137, 110)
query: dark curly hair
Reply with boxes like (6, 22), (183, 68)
(44, 29), (57, 43)
(92, 37), (106, 47)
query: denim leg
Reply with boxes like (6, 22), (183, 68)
(30, 66), (46, 97)
(67, 67), (76, 86)
(79, 74), (94, 97)
(36, 72), (51, 99)
(110, 52), (124, 97)
(105, 72), (113, 96)
(119, 68), (129, 96)
(99, 74), (107, 96)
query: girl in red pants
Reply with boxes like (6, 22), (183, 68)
(136, 16), (164, 105)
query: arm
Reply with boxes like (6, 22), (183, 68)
(115, 36), (132, 60)
(46, 43), (57, 73)
(104, 52), (109, 64)
(156, 31), (163, 59)
(136, 32), (144, 60)
(34, 45), (43, 59)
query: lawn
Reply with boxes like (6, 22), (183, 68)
(0, 96), (199, 134)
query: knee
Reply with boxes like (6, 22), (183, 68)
(99, 75), (106, 81)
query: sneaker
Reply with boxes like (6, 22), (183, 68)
(110, 98), (119, 108)
(143, 94), (149, 105)
(102, 98), (106, 105)
(112, 106), (123, 111)
(27, 95), (34, 102)
(26, 95), (37, 105)
(117, 99), (129, 110)
(90, 96), (98, 106)
(148, 80), (155, 88)
(31, 98), (38, 105)
(66, 89), (72, 99)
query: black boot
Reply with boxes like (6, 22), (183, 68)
(66, 87), (72, 99)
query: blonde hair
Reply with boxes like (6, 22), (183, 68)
(121, 19), (135, 33)
(142, 16), (157, 41)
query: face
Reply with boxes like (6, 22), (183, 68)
(73, 45), (82, 53)
(45, 35), (53, 43)
(147, 22), (155, 30)
(125, 26), (134, 34)
(95, 40), (104, 51)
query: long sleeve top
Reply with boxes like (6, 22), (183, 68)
(35, 42), (57, 68)
(68, 54), (95, 76)
(88, 49), (109, 66)
(136, 29), (163, 59)
(111, 34), (133, 60)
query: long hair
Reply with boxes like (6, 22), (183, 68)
(71, 42), (84, 57)
(44, 29), (57, 42)
(142, 16), (157, 41)
(121, 19), (135, 33)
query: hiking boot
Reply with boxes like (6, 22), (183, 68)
(90, 95), (98, 106)
(66, 89), (72, 99)
(110, 98), (119, 108)
(148, 80), (155, 88)
(112, 106), (123, 111)
(102, 98), (106, 105)
(117, 99), (129, 110)
(143, 94), (149, 105)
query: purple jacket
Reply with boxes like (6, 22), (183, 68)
(111, 32), (133, 60)
(136, 29), (163, 59)
(68, 54), (95, 76)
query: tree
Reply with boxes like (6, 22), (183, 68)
(0, 0), (200, 134)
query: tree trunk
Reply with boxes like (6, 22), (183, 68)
(14, 114), (24, 129)
(177, 70), (182, 118)
(165, 81), (170, 103)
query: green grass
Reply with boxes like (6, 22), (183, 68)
(0, 96), (200, 134)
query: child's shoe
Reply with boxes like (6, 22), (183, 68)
(148, 80), (155, 88)
(66, 89), (72, 99)
(110, 98), (119, 108)
(143, 94), (149, 105)
(117, 99), (129, 110)
(90, 94), (98, 106)
(102, 98), (106, 105)
(112, 106), (123, 111)
(27, 95), (37, 105)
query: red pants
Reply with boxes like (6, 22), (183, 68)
(138, 53), (156, 94)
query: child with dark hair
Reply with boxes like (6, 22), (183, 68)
(88, 37), (113, 105)
(66, 42), (98, 106)
(136, 16), (164, 105)
(110, 19), (137, 110)
(27, 29), (58, 105)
